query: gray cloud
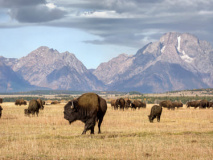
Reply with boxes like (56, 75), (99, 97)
(10, 5), (67, 23)
(0, 0), (45, 8)
(2, 0), (213, 49)
(0, 0), (67, 23)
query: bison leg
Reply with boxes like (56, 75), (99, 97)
(157, 116), (161, 122)
(90, 127), (94, 134)
(98, 116), (103, 134)
(82, 117), (97, 135)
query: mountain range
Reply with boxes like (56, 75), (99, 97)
(0, 32), (213, 93)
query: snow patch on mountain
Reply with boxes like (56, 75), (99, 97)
(161, 46), (166, 53)
(180, 51), (194, 63)
(177, 36), (181, 52)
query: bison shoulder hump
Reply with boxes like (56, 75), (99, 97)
(77, 93), (99, 110)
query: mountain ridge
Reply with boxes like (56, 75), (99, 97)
(0, 32), (213, 93)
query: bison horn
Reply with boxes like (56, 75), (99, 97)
(71, 101), (74, 109)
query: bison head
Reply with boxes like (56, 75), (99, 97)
(24, 109), (31, 116)
(148, 115), (155, 123)
(64, 100), (79, 124)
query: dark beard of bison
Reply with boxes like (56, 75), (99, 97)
(64, 101), (78, 124)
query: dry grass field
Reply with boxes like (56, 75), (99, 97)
(0, 102), (213, 160)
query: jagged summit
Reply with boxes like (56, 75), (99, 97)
(94, 32), (213, 93)
(11, 46), (104, 91)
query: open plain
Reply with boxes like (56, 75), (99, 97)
(0, 102), (213, 159)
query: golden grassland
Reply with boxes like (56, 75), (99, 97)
(0, 102), (213, 160)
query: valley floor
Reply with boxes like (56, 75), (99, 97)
(0, 103), (212, 159)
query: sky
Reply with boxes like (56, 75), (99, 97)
(0, 0), (213, 69)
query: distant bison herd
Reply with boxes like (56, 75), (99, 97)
(111, 98), (146, 110)
(0, 94), (213, 135)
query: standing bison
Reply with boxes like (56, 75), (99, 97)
(0, 105), (3, 118)
(172, 102), (183, 110)
(208, 102), (213, 108)
(186, 100), (201, 109)
(15, 99), (27, 106)
(111, 99), (116, 108)
(64, 93), (107, 135)
(0, 98), (3, 103)
(148, 105), (162, 123)
(124, 98), (132, 109)
(131, 100), (146, 110)
(199, 99), (209, 109)
(159, 100), (173, 110)
(115, 98), (125, 110)
(25, 99), (41, 116)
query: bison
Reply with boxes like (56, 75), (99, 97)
(51, 101), (59, 105)
(199, 99), (209, 109)
(148, 105), (162, 123)
(0, 105), (3, 118)
(172, 102), (183, 110)
(124, 98), (132, 109)
(111, 99), (116, 108)
(131, 100), (146, 110)
(159, 100), (173, 110)
(208, 102), (213, 108)
(64, 93), (107, 135)
(0, 98), (3, 103)
(37, 99), (44, 110)
(115, 98), (125, 110)
(186, 100), (200, 109)
(25, 99), (41, 116)
(15, 99), (27, 106)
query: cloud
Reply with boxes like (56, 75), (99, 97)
(0, 0), (67, 23)
(9, 5), (67, 23)
(0, 0), (45, 8)
(1, 0), (213, 48)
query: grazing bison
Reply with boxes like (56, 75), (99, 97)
(25, 99), (41, 116)
(64, 93), (107, 135)
(148, 105), (162, 123)
(186, 100), (200, 109)
(131, 100), (146, 110)
(0, 98), (3, 103)
(37, 99), (44, 110)
(115, 98), (125, 110)
(0, 105), (3, 118)
(24, 109), (30, 116)
(15, 99), (27, 106)
(172, 102), (183, 110)
(159, 100), (173, 110)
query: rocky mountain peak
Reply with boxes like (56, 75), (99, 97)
(94, 32), (213, 93)
(11, 46), (102, 90)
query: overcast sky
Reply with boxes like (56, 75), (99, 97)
(0, 0), (213, 69)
